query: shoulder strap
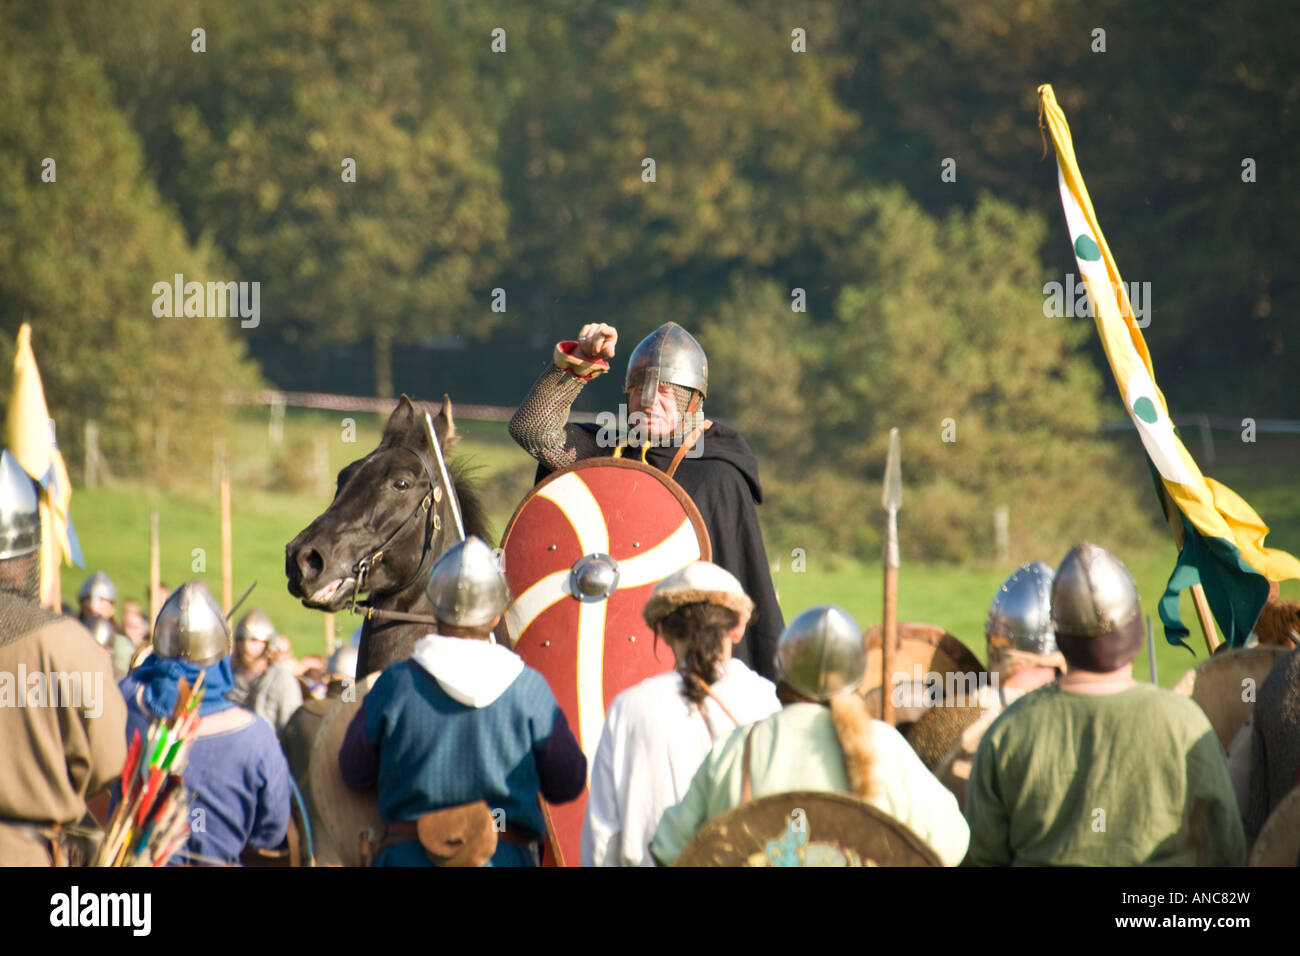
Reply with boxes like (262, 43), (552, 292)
(740, 724), (756, 804)
(665, 420), (712, 479)
(686, 672), (742, 739)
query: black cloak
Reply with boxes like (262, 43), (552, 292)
(536, 420), (785, 680)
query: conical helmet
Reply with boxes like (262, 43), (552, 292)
(986, 561), (1057, 657)
(235, 608), (276, 645)
(1050, 542), (1143, 672)
(425, 535), (509, 628)
(0, 450), (40, 560)
(776, 605), (867, 701)
(152, 581), (231, 666)
(327, 643), (359, 681)
(624, 322), (708, 408)
(79, 570), (117, 605)
(86, 616), (116, 651)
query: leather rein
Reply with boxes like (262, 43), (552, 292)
(347, 445), (446, 627)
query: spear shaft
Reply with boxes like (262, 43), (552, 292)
(881, 428), (902, 727)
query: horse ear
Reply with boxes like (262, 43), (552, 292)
(434, 393), (459, 452)
(381, 395), (419, 446)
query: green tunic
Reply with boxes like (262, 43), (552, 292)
(966, 683), (1245, 866)
(650, 703), (970, 866)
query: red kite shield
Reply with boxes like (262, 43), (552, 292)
(501, 457), (711, 865)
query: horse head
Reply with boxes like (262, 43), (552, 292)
(286, 394), (467, 618)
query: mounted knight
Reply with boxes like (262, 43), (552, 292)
(508, 322), (784, 680)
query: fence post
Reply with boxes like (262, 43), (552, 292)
(994, 505), (1010, 564)
(269, 394), (286, 448)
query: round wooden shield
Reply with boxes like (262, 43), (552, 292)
(1172, 645), (1290, 749)
(674, 791), (943, 867)
(859, 623), (986, 733)
(305, 675), (382, 867)
(500, 457), (711, 865)
(906, 702), (986, 772)
(1249, 785), (1300, 867)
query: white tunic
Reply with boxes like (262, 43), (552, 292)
(582, 659), (780, 867)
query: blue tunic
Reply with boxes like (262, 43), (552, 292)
(340, 658), (585, 867)
(119, 673), (291, 866)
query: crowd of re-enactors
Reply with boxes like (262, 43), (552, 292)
(1, 322), (1297, 867)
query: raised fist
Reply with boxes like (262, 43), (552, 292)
(576, 323), (618, 361)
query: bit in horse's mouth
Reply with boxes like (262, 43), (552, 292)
(306, 576), (356, 608)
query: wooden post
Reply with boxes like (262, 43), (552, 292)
(1190, 583), (1221, 654)
(212, 438), (225, 496)
(880, 428), (902, 727)
(220, 457), (233, 614)
(149, 511), (161, 628)
(324, 612), (336, 656)
(269, 394), (286, 448)
(994, 505), (1010, 564)
(84, 421), (99, 489)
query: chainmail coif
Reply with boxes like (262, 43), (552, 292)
(508, 365), (705, 473)
(0, 554), (61, 648)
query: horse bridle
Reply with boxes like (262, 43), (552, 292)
(347, 445), (445, 616)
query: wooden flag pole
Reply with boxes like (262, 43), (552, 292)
(149, 511), (161, 627)
(1190, 583), (1222, 655)
(220, 456), (233, 614)
(1155, 483), (1222, 656)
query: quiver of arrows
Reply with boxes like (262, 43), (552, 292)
(92, 672), (205, 866)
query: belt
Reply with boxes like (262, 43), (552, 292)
(379, 819), (539, 856)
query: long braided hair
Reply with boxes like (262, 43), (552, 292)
(656, 602), (739, 705)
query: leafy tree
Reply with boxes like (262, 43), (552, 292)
(704, 189), (1154, 560)
(495, 0), (859, 341)
(828, 0), (1299, 416)
(0, 19), (261, 479)
(67, 0), (509, 397)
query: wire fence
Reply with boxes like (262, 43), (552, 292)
(1099, 413), (1300, 467)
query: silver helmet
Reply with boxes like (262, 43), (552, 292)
(152, 581), (231, 666)
(986, 561), (1058, 657)
(234, 608), (276, 646)
(86, 616), (116, 651)
(0, 450), (40, 560)
(425, 535), (509, 629)
(1050, 542), (1143, 672)
(776, 605), (867, 701)
(624, 322), (708, 408)
(327, 643), (359, 681)
(78, 570), (117, 606)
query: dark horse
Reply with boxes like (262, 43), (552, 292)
(285, 395), (492, 678)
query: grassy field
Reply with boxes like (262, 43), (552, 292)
(63, 405), (1300, 689)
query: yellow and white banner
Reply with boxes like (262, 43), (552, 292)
(1037, 84), (1300, 588)
(5, 323), (82, 606)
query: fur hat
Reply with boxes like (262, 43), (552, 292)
(642, 561), (753, 631)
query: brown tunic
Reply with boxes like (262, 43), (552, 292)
(0, 616), (127, 864)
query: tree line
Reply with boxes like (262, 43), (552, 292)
(2, 0), (1290, 558)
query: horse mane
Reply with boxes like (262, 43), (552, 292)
(447, 457), (494, 547)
